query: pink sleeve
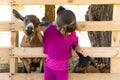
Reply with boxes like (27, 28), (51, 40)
(71, 32), (79, 49)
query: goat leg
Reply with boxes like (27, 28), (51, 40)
(39, 58), (44, 72)
(22, 58), (31, 73)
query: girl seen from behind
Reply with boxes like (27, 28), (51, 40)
(37, 6), (87, 80)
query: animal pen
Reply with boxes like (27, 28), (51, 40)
(0, 0), (120, 80)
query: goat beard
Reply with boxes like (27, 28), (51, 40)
(23, 28), (37, 43)
(24, 32), (35, 43)
(25, 32), (35, 43)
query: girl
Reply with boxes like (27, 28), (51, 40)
(37, 6), (87, 80)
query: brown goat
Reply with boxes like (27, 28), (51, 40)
(12, 9), (45, 73)
(71, 52), (110, 73)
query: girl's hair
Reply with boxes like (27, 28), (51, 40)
(56, 6), (77, 33)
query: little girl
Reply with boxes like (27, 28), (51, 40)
(37, 6), (87, 80)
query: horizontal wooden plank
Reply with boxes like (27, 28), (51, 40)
(80, 47), (119, 57)
(0, 22), (12, 31)
(11, 47), (120, 58)
(12, 47), (47, 57)
(77, 21), (120, 31)
(7, 0), (120, 5)
(0, 73), (10, 80)
(0, 48), (11, 57)
(69, 73), (120, 80)
(10, 22), (24, 31)
(0, 0), (11, 5)
(0, 47), (119, 58)
(0, 0), (120, 5)
(11, 73), (120, 80)
(1, 21), (120, 31)
(12, 73), (44, 80)
(1, 0), (120, 5)
(8, 21), (120, 31)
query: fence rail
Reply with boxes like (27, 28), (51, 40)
(0, 73), (120, 80)
(1, 21), (120, 31)
(1, 0), (120, 5)
(0, 47), (118, 57)
(0, 47), (120, 58)
(10, 73), (120, 80)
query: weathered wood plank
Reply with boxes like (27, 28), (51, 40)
(1, 0), (120, 5)
(9, 21), (120, 31)
(77, 21), (120, 31)
(111, 58), (120, 73)
(1, 21), (120, 31)
(12, 73), (44, 80)
(0, 48), (11, 57)
(11, 73), (120, 80)
(0, 22), (12, 31)
(0, 0), (11, 4)
(0, 73), (11, 80)
(111, 5), (120, 73)
(112, 5), (120, 46)
(11, 47), (120, 58)
(12, 47), (47, 57)
(82, 47), (119, 57)
(0, 47), (119, 58)
(10, 57), (16, 74)
(69, 73), (120, 80)
(9, 22), (24, 31)
(10, 5), (20, 73)
(9, 0), (120, 5)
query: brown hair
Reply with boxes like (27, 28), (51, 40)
(56, 6), (77, 33)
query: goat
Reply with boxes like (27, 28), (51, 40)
(71, 52), (110, 73)
(12, 9), (45, 73)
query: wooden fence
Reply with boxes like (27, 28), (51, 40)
(0, 0), (120, 80)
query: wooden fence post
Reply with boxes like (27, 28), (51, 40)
(111, 4), (120, 73)
(10, 4), (19, 74)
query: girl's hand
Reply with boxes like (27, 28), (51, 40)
(80, 50), (88, 57)
(75, 45), (88, 57)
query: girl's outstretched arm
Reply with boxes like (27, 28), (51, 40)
(75, 45), (87, 57)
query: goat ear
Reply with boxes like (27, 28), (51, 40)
(12, 9), (24, 21)
(39, 21), (52, 27)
